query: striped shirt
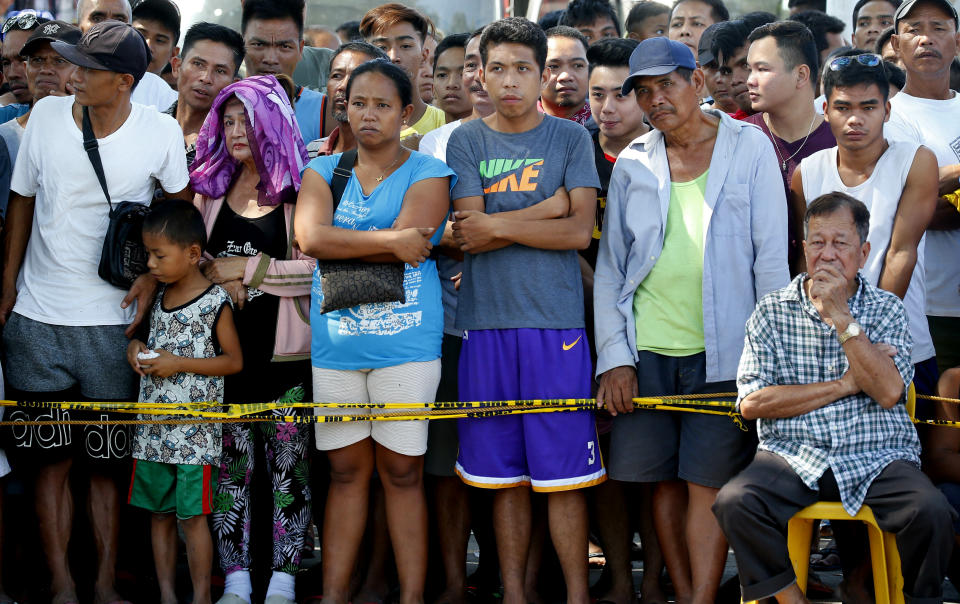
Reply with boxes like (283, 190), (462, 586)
(737, 273), (919, 514)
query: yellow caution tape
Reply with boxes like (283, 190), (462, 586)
(0, 392), (955, 431)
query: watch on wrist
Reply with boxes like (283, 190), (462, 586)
(838, 321), (862, 345)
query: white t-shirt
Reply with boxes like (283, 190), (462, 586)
(0, 118), (24, 165)
(131, 71), (177, 111)
(10, 95), (189, 326)
(885, 91), (960, 317)
(800, 142), (936, 363)
(419, 119), (461, 161)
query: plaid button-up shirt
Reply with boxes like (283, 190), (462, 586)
(737, 273), (920, 515)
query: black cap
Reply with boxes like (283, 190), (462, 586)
(131, 0), (181, 43)
(52, 20), (149, 83)
(698, 23), (721, 66)
(894, 0), (959, 31)
(20, 21), (81, 57)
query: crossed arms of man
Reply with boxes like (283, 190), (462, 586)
(738, 268), (910, 421)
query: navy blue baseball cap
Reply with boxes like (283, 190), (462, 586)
(52, 20), (149, 83)
(621, 37), (698, 95)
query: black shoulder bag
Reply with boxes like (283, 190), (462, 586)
(82, 106), (151, 290)
(317, 149), (405, 314)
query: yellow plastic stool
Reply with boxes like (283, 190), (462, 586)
(741, 386), (915, 604)
(741, 503), (903, 603)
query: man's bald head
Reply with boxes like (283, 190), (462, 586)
(77, 0), (131, 32)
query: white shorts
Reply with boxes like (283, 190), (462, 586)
(312, 359), (441, 456)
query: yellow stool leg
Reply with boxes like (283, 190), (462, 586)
(883, 530), (905, 604)
(787, 516), (815, 594)
(866, 521), (891, 604)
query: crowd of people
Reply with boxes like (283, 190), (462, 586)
(0, 0), (955, 603)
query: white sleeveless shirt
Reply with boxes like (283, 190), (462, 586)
(800, 141), (935, 364)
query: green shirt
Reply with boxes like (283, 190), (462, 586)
(633, 170), (708, 356)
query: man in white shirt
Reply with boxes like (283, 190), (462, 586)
(884, 0), (960, 378)
(0, 22), (190, 604)
(75, 0), (177, 110)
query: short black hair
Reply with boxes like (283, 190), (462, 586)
(538, 9), (565, 30)
(132, 2), (181, 46)
(182, 22), (245, 76)
(545, 25), (590, 55)
(852, 0), (901, 29)
(740, 11), (777, 32)
(143, 200), (207, 250)
(336, 20), (361, 42)
(790, 10), (846, 57)
(346, 58), (413, 107)
(749, 20), (821, 88)
(805, 191), (870, 244)
(788, 0), (826, 10)
(626, 1), (670, 33)
(883, 59), (905, 89)
(434, 33), (470, 70)
(481, 17), (548, 72)
(241, 0), (305, 37)
(330, 41), (388, 67)
(586, 37), (638, 73)
(710, 19), (750, 64)
(559, 0), (622, 37)
(822, 49), (890, 101)
(875, 25), (896, 54)
(671, 0), (730, 24)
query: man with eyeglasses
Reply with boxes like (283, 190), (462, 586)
(884, 0), (960, 386)
(0, 21), (79, 214)
(713, 190), (954, 604)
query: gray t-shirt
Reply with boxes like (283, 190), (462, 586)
(447, 115), (600, 331)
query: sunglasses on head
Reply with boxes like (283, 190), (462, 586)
(828, 53), (883, 71)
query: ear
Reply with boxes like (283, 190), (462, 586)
(796, 63), (811, 90)
(190, 243), (204, 263)
(172, 45), (180, 59)
(479, 65), (486, 87)
(118, 72), (135, 92)
(297, 38), (304, 60)
(170, 55), (182, 79)
(541, 66), (550, 88)
(691, 67), (705, 96)
(891, 33), (901, 54)
(883, 98), (891, 122)
(401, 102), (414, 124)
(420, 42), (428, 67)
(860, 240), (871, 268)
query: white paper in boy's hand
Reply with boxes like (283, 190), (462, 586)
(138, 350), (161, 360)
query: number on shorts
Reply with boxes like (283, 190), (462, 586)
(587, 441), (596, 465)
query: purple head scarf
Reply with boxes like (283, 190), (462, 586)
(190, 75), (309, 206)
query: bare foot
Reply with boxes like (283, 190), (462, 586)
(93, 586), (131, 604)
(52, 589), (80, 604)
(432, 588), (468, 604)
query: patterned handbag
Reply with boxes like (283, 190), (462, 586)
(317, 149), (405, 314)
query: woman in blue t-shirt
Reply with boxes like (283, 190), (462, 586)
(295, 59), (455, 604)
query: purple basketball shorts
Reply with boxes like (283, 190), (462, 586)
(455, 328), (606, 492)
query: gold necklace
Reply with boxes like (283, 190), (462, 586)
(361, 149), (406, 183)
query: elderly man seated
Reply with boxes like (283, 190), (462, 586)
(713, 192), (956, 604)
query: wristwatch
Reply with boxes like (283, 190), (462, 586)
(837, 321), (862, 345)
